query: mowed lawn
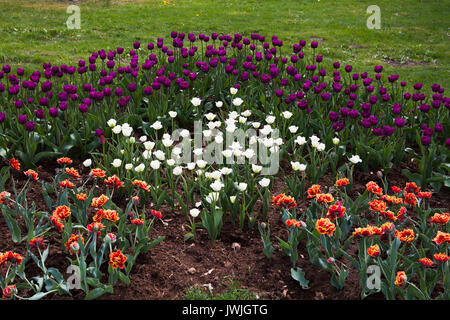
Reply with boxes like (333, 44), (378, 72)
(0, 0), (448, 88)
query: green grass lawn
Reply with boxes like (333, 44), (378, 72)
(0, 0), (448, 88)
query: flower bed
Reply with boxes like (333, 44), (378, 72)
(0, 31), (449, 300)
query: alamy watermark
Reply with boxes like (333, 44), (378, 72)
(366, 265), (381, 290)
(66, 5), (81, 30)
(167, 120), (280, 175)
(66, 265), (81, 290)
(367, 5), (381, 29)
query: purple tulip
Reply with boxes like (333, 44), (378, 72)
(329, 111), (339, 122)
(79, 104), (89, 113)
(18, 115), (27, 124)
(372, 128), (384, 136)
(423, 127), (433, 136)
(25, 121), (35, 131)
(297, 99), (308, 110)
(394, 118), (405, 127)
(332, 122), (344, 132)
(383, 125), (394, 136)
(349, 110), (359, 119)
(49, 107), (58, 117)
(418, 104), (430, 113)
(14, 100), (23, 109)
(421, 135), (431, 146)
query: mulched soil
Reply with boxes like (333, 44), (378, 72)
(0, 158), (449, 300)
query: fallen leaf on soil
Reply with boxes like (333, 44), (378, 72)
(188, 267), (196, 274)
(314, 291), (325, 300)
(231, 242), (241, 250)
(202, 268), (214, 276)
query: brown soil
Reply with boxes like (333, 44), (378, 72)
(0, 158), (449, 300)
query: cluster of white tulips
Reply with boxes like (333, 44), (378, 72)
(83, 88), (365, 242)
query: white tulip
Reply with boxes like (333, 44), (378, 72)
(150, 160), (161, 170)
(205, 192), (220, 203)
(111, 159), (122, 168)
(295, 136), (307, 146)
(196, 159), (207, 169)
(332, 137), (340, 145)
(82, 159), (92, 167)
(180, 129), (190, 138)
(310, 135), (320, 145)
(190, 208), (200, 218)
(237, 183), (247, 192)
(210, 180), (224, 192)
(162, 139), (174, 147)
(112, 125), (122, 134)
(289, 126), (298, 133)
(262, 138), (274, 148)
(187, 163), (196, 170)
(229, 111), (239, 119)
(317, 143), (326, 152)
(222, 149), (233, 158)
(243, 149), (255, 159)
(125, 163), (133, 170)
(252, 164), (262, 174)
(232, 98), (243, 106)
(291, 162), (307, 172)
(173, 166), (183, 176)
(349, 155), (362, 164)
(107, 119), (117, 128)
(226, 124), (237, 133)
(260, 125), (273, 136)
(169, 111), (177, 118)
(203, 130), (212, 138)
(191, 97), (202, 107)
(220, 167), (233, 175)
(282, 111), (293, 119)
(259, 178), (270, 188)
(230, 87), (238, 95)
(239, 116), (247, 124)
(122, 127), (133, 137)
(144, 141), (155, 150)
(241, 110), (252, 117)
(153, 150), (165, 161)
(134, 163), (145, 173)
(215, 135), (223, 144)
(193, 148), (203, 156)
(210, 171), (222, 180)
(266, 115), (276, 124)
(142, 150), (152, 160)
(215, 101), (223, 108)
(233, 149), (242, 157)
(150, 121), (162, 130)
(172, 147), (182, 155)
